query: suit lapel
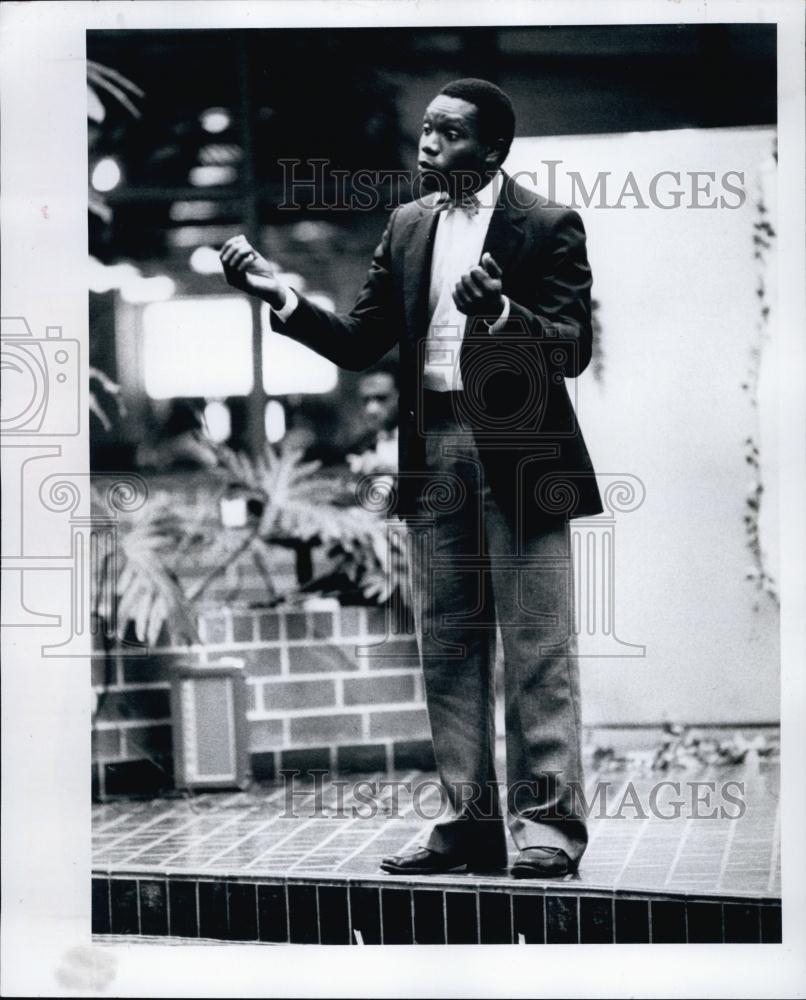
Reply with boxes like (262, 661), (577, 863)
(402, 173), (526, 343)
(463, 172), (526, 340)
(402, 203), (440, 341)
(479, 172), (527, 287)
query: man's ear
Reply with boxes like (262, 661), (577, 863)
(484, 139), (506, 170)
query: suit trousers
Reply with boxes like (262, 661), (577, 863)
(406, 390), (588, 864)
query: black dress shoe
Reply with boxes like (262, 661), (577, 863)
(379, 846), (468, 875)
(379, 846), (508, 876)
(511, 846), (577, 878)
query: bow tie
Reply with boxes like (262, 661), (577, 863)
(433, 191), (480, 217)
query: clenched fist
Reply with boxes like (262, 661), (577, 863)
(452, 252), (504, 319)
(220, 235), (285, 310)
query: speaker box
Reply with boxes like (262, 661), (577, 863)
(170, 657), (250, 790)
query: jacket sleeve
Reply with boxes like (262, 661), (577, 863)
(504, 209), (593, 378)
(269, 209), (402, 372)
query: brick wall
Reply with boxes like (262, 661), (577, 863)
(92, 600), (433, 798)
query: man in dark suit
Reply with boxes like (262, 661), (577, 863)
(345, 361), (400, 476)
(221, 78), (602, 878)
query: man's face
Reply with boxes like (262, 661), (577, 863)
(417, 94), (497, 195)
(358, 373), (398, 434)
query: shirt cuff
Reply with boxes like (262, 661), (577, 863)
(485, 295), (510, 334)
(272, 286), (299, 322)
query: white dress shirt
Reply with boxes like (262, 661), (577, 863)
(273, 170), (510, 392)
(422, 170), (510, 391)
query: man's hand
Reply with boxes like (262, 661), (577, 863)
(452, 252), (504, 319)
(220, 235), (286, 311)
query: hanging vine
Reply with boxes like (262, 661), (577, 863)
(590, 297), (605, 384)
(741, 141), (778, 611)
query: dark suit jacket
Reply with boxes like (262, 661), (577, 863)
(273, 171), (603, 527)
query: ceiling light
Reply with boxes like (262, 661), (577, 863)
(120, 275), (176, 304)
(91, 157), (122, 192)
(168, 225), (238, 249)
(189, 246), (223, 275)
(203, 400), (232, 443)
(88, 257), (140, 293)
(169, 200), (222, 222)
(199, 144), (242, 166)
(265, 400), (286, 444)
(200, 108), (231, 134)
(189, 165), (237, 187)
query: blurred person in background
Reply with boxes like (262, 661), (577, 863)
(345, 360), (400, 476)
(135, 399), (216, 471)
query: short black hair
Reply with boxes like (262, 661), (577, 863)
(360, 356), (399, 389)
(439, 78), (516, 161)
